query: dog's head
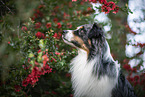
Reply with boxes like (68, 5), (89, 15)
(62, 23), (107, 59)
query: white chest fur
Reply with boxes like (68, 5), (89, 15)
(70, 49), (117, 97)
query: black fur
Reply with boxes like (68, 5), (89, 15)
(88, 23), (104, 39)
(85, 23), (115, 78)
(112, 71), (137, 97)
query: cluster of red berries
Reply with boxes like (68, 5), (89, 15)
(72, 0), (119, 14)
(22, 65), (52, 87)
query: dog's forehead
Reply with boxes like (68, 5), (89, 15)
(76, 24), (92, 30)
(83, 24), (92, 28)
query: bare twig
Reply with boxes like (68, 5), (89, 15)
(0, 0), (14, 15)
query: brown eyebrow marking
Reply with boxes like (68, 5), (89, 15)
(77, 26), (83, 30)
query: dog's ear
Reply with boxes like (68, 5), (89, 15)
(88, 23), (103, 39)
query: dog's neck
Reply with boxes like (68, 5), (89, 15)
(70, 48), (118, 97)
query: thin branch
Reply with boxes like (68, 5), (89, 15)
(0, 0), (14, 15)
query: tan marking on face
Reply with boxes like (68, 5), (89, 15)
(73, 36), (84, 45)
(71, 34), (90, 55)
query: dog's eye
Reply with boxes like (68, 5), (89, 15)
(78, 31), (81, 35)
(80, 30), (84, 34)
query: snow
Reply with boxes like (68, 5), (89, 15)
(93, 0), (145, 71)
(127, 0), (145, 70)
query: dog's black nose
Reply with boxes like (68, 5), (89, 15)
(63, 30), (68, 34)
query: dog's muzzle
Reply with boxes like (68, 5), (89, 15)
(62, 30), (74, 42)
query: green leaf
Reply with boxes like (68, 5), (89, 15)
(39, 39), (45, 49)
(37, 52), (43, 62)
(28, 52), (34, 58)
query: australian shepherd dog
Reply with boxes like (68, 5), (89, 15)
(62, 23), (136, 97)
